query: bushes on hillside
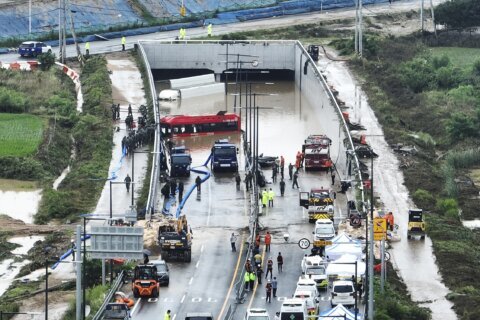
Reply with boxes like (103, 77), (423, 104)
(0, 87), (27, 113)
(435, 0), (480, 29)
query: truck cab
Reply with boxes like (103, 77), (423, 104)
(211, 139), (238, 172)
(170, 146), (192, 177)
(302, 134), (332, 171)
(299, 188), (334, 223)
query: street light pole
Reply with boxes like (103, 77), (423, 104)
(45, 258), (48, 320)
(83, 216), (86, 320)
(368, 150), (374, 319)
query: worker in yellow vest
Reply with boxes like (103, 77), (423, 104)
(121, 36), (126, 51)
(207, 23), (212, 37)
(182, 28), (187, 40)
(85, 41), (90, 56)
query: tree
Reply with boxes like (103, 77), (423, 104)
(435, 0), (480, 29)
(37, 52), (56, 70)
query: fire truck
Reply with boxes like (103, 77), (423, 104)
(302, 135), (332, 170)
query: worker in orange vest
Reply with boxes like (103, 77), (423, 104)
(265, 231), (272, 252)
(386, 212), (394, 231)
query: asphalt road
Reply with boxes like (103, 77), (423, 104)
(128, 73), (358, 320)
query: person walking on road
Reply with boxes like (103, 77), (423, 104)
(178, 181), (184, 203)
(277, 252), (283, 272)
(245, 171), (252, 191)
(170, 179), (177, 196)
(262, 189), (268, 208)
(268, 188), (275, 207)
(331, 172), (336, 185)
(265, 257), (273, 279)
(249, 271), (256, 291)
(272, 164), (277, 183)
(121, 35), (126, 51)
(272, 277), (278, 297)
(85, 41), (90, 56)
(265, 281), (272, 303)
(235, 173), (241, 191)
(124, 174), (131, 192)
(254, 252), (262, 266)
(288, 163), (293, 180)
(207, 23), (213, 37)
(256, 266), (263, 285)
(245, 259), (252, 273)
(195, 176), (202, 193)
(244, 272), (250, 292)
(265, 231), (272, 252)
(230, 233), (237, 252)
(292, 170), (299, 189)
(164, 310), (171, 320)
(279, 178), (285, 196)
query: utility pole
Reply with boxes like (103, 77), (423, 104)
(67, 0), (84, 66)
(75, 225), (82, 320)
(420, 0), (425, 32)
(355, 0), (359, 54)
(359, 0), (363, 57)
(430, 0), (437, 36)
(368, 152), (374, 319)
(29, 0), (32, 34)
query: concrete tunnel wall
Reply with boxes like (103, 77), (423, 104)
(139, 40), (358, 202)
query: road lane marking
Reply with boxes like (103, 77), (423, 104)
(131, 298), (141, 315)
(196, 260), (200, 268)
(189, 277), (194, 285)
(181, 294), (186, 304)
(247, 245), (267, 309)
(201, 244), (204, 253)
(217, 234), (245, 320)
(173, 314), (176, 320)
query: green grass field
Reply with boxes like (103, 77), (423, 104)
(0, 113), (44, 157)
(430, 47), (480, 68)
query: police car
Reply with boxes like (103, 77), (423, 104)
(18, 41), (52, 57)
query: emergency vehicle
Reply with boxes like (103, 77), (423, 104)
(302, 134), (332, 170)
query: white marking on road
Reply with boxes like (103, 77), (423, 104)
(189, 277), (194, 285)
(147, 298), (158, 302)
(180, 294), (186, 304)
(195, 260), (200, 268)
(201, 244), (204, 252)
(130, 298), (141, 315)
(192, 297), (202, 302)
(173, 314), (177, 320)
(206, 179), (212, 226)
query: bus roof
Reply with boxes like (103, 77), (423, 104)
(161, 113), (239, 125)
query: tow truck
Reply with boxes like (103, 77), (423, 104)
(302, 135), (332, 170)
(169, 146), (192, 177)
(211, 139), (238, 172)
(299, 188), (335, 223)
(158, 215), (192, 262)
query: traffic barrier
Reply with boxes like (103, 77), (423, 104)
(91, 270), (126, 320)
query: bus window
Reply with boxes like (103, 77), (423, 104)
(173, 126), (179, 134)
(181, 126), (186, 133)
(192, 125), (197, 133)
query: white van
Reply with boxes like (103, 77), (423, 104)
(313, 219), (335, 241)
(301, 255), (328, 290)
(331, 280), (356, 307)
(293, 290), (318, 316)
(279, 298), (307, 320)
(296, 277), (318, 297)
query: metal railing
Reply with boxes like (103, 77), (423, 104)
(136, 42), (162, 221)
(92, 270), (125, 320)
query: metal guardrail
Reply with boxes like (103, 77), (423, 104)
(295, 42), (366, 213)
(136, 42), (162, 221)
(92, 270), (126, 320)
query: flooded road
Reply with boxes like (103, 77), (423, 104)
(319, 58), (457, 319)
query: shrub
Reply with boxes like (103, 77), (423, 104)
(474, 58), (480, 76)
(47, 94), (76, 117)
(445, 112), (478, 139)
(0, 87), (27, 113)
(436, 198), (459, 217)
(398, 57), (435, 93)
(0, 156), (44, 180)
(37, 52), (56, 70)
(413, 188), (435, 208)
(436, 66), (459, 89)
(432, 54), (450, 69)
(35, 189), (77, 223)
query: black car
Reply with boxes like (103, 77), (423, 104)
(150, 260), (170, 286)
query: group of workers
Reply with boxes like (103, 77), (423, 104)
(261, 188), (276, 207)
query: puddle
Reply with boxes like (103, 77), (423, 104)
(0, 189), (42, 224)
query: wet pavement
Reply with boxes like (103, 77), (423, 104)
(319, 56), (457, 319)
(131, 73), (357, 319)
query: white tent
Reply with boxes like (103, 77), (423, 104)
(326, 254), (366, 277)
(325, 233), (363, 261)
(319, 304), (363, 320)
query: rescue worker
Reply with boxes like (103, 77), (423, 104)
(164, 310), (171, 320)
(255, 234), (261, 247)
(245, 271), (251, 291)
(245, 171), (252, 191)
(111, 104), (117, 121)
(116, 103), (120, 119)
(235, 173), (241, 190)
(179, 28), (183, 40)
(277, 252), (283, 272)
(262, 189), (268, 208)
(245, 259), (252, 273)
(195, 176), (202, 192)
(292, 170), (299, 189)
(207, 23), (212, 37)
(124, 174), (131, 192)
(280, 155), (285, 179)
(230, 232), (237, 252)
(272, 277), (278, 297)
(279, 178), (285, 196)
(268, 188), (275, 207)
(256, 266), (263, 284)
(265, 280), (272, 303)
(178, 181), (184, 203)
(386, 211), (395, 231)
(249, 271), (256, 291)
(85, 41), (90, 56)
(121, 35), (126, 51)
(170, 179), (177, 196)
(265, 231), (272, 252)
(300, 151), (305, 167)
(272, 164), (277, 183)
(265, 257), (273, 279)
(128, 104), (133, 116)
(254, 252), (262, 266)
(288, 163), (293, 180)
(331, 172), (336, 185)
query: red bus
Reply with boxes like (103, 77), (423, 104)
(160, 111), (241, 137)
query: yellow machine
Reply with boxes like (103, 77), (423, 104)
(407, 209), (425, 240)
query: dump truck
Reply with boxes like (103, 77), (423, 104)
(157, 215), (192, 262)
(299, 188), (335, 223)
